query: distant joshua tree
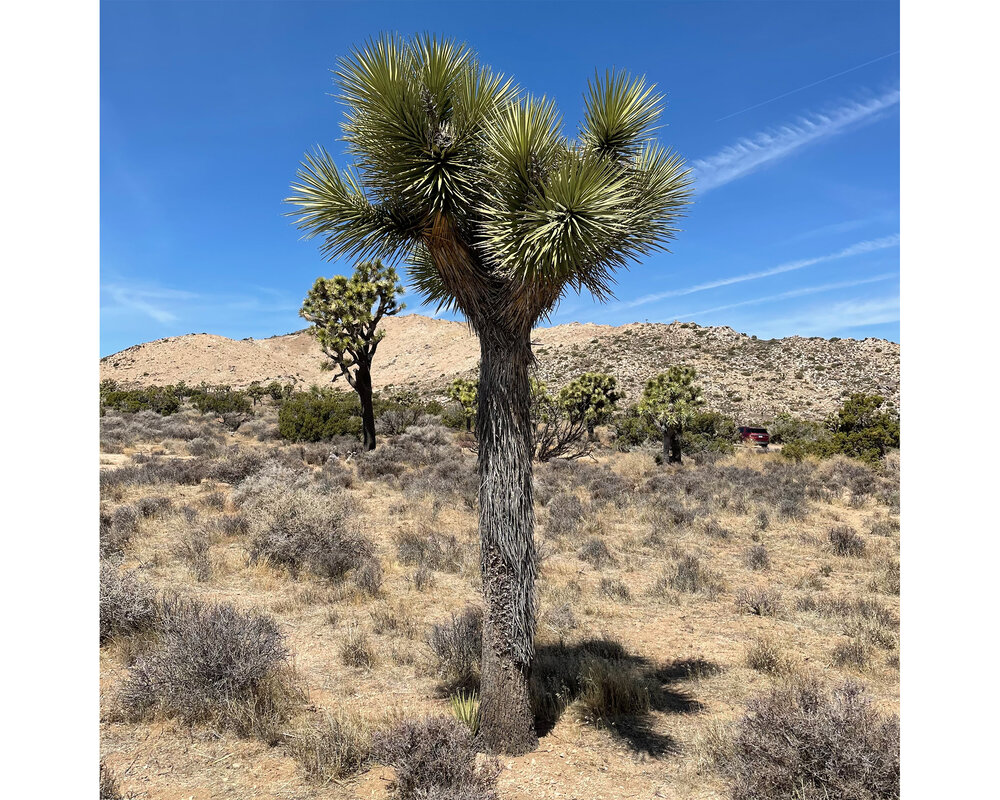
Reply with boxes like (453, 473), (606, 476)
(639, 366), (705, 463)
(558, 372), (622, 440)
(287, 34), (690, 753)
(447, 377), (479, 431)
(299, 260), (404, 450)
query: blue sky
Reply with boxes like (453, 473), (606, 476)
(100, 0), (899, 356)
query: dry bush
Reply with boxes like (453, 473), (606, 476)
(545, 492), (587, 537)
(210, 446), (271, 484)
(744, 636), (791, 675)
(717, 679), (899, 799)
(744, 544), (770, 571)
(136, 495), (173, 518)
(354, 558), (384, 596)
(340, 625), (378, 669)
(372, 716), (499, 800)
(868, 516), (899, 538)
(668, 553), (724, 597)
(829, 526), (866, 557)
(752, 508), (770, 533)
(186, 437), (221, 457)
(831, 639), (872, 671)
(286, 709), (373, 781)
(735, 587), (782, 617)
(412, 564), (435, 591)
(869, 558), (900, 595)
(427, 607), (483, 689)
(701, 518), (732, 540)
(599, 576), (631, 601)
(576, 657), (650, 724)
(100, 761), (135, 799)
(237, 467), (375, 581)
(395, 528), (466, 573)
(541, 602), (577, 636)
(119, 596), (298, 740)
(100, 562), (158, 644)
(175, 528), (213, 582)
(578, 536), (615, 569)
(100, 505), (141, 558)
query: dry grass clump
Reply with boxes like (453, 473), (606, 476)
(869, 558), (900, 595)
(829, 526), (866, 557)
(578, 536), (615, 568)
(701, 518), (732, 539)
(100, 562), (158, 644)
(831, 639), (872, 671)
(734, 586), (782, 617)
(100, 505), (141, 557)
(340, 625), (378, 669)
(395, 529), (464, 573)
(372, 716), (499, 800)
(118, 596), (298, 740)
(100, 761), (135, 799)
(427, 607), (482, 689)
(174, 528), (213, 582)
(716, 679), (899, 799)
(744, 636), (792, 675)
(545, 492), (587, 537)
(576, 656), (650, 724)
(599, 576), (631, 601)
(868, 516), (899, 538)
(286, 709), (373, 781)
(743, 544), (770, 571)
(667, 553), (724, 597)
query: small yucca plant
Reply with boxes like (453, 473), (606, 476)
(449, 689), (481, 736)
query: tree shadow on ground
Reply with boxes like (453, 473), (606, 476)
(529, 640), (722, 757)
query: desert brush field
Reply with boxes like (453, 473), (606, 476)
(99, 401), (899, 800)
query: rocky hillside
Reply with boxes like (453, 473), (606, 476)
(100, 314), (899, 422)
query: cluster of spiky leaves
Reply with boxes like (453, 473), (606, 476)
(287, 33), (691, 328)
(557, 372), (622, 428)
(299, 260), (404, 388)
(638, 365), (705, 432)
(446, 377), (479, 415)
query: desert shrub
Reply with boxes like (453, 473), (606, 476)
(542, 602), (578, 636)
(239, 474), (374, 581)
(744, 544), (770, 571)
(718, 679), (899, 799)
(190, 389), (253, 416)
(214, 513), (249, 536)
(744, 636), (790, 675)
(681, 410), (737, 456)
(320, 457), (355, 489)
(278, 390), (363, 442)
(355, 446), (406, 479)
(100, 563), (158, 644)
(767, 413), (827, 445)
(670, 553), (724, 597)
(752, 509), (770, 533)
(545, 492), (587, 537)
(372, 716), (499, 800)
(100, 761), (135, 800)
(287, 710), (372, 781)
(102, 386), (181, 415)
(577, 656), (650, 723)
(100, 505), (142, 557)
(702, 518), (732, 539)
(210, 446), (271, 484)
(599, 576), (631, 601)
(354, 558), (384, 596)
(394, 530), (464, 573)
(136, 495), (172, 518)
(119, 596), (297, 739)
(831, 639), (872, 670)
(780, 395), (899, 466)
(578, 537), (615, 569)
(829, 526), (866, 557)
(613, 405), (658, 450)
(588, 470), (633, 507)
(412, 565), (434, 591)
(340, 625), (377, 668)
(868, 516), (899, 537)
(427, 607), (483, 688)
(870, 558), (900, 596)
(175, 528), (212, 582)
(735, 587), (782, 617)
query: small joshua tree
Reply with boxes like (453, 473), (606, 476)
(558, 372), (622, 440)
(300, 260), (404, 450)
(639, 366), (705, 464)
(447, 377), (479, 432)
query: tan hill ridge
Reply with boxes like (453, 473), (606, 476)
(100, 313), (899, 422)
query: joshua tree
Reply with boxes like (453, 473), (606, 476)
(300, 260), (405, 450)
(531, 377), (590, 462)
(638, 366), (705, 463)
(447, 377), (479, 431)
(287, 34), (690, 753)
(558, 372), (622, 440)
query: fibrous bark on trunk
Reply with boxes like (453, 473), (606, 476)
(474, 326), (538, 755)
(356, 365), (376, 451)
(663, 427), (682, 464)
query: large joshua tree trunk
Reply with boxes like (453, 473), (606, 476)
(355, 365), (377, 451)
(663, 426), (682, 464)
(475, 325), (538, 755)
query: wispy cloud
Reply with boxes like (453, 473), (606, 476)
(753, 295), (900, 339)
(715, 51), (899, 122)
(692, 88), (900, 192)
(102, 284), (199, 323)
(663, 272), (898, 321)
(618, 233), (899, 312)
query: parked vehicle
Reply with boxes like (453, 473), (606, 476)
(737, 426), (770, 447)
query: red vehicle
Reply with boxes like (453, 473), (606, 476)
(737, 426), (770, 447)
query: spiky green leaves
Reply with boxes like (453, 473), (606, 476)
(558, 373), (622, 428)
(300, 260), (404, 385)
(638, 366), (705, 432)
(288, 34), (692, 328)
